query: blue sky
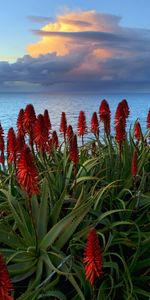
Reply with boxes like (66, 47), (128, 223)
(0, 0), (150, 91)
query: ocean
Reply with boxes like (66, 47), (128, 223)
(0, 92), (149, 138)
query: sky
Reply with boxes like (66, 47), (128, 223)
(1, 0), (150, 92)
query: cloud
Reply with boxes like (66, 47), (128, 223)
(0, 51), (87, 91)
(0, 10), (150, 92)
(32, 29), (126, 43)
(27, 10), (122, 57)
(27, 15), (53, 23)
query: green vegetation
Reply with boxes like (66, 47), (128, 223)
(0, 101), (150, 299)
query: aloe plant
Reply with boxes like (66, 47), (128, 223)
(0, 100), (149, 299)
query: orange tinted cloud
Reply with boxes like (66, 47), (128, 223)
(27, 10), (120, 58)
(93, 48), (114, 60)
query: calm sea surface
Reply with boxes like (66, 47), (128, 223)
(0, 92), (149, 138)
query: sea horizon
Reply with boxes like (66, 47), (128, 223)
(0, 91), (149, 138)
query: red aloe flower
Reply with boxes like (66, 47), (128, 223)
(77, 111), (87, 143)
(17, 108), (25, 137)
(7, 127), (16, 164)
(66, 125), (74, 144)
(34, 114), (48, 152)
(147, 109), (150, 129)
(0, 123), (5, 165)
(60, 112), (67, 140)
(0, 254), (13, 300)
(83, 228), (103, 285)
(44, 109), (51, 131)
(16, 133), (25, 157)
(134, 121), (142, 141)
(17, 145), (40, 197)
(52, 131), (59, 149)
(121, 99), (130, 118)
(99, 99), (111, 135)
(115, 117), (126, 152)
(114, 102), (127, 153)
(91, 112), (99, 137)
(24, 104), (36, 132)
(115, 102), (126, 128)
(131, 150), (138, 177)
(69, 134), (79, 165)
(23, 104), (36, 147)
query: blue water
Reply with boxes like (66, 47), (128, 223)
(0, 92), (149, 138)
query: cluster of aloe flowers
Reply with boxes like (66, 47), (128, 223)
(0, 100), (150, 300)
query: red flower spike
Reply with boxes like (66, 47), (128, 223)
(34, 114), (49, 152)
(69, 134), (79, 165)
(44, 109), (51, 131)
(147, 109), (150, 129)
(115, 117), (126, 150)
(17, 145), (40, 197)
(23, 104), (36, 132)
(99, 99), (110, 120)
(131, 150), (138, 177)
(23, 104), (36, 147)
(52, 131), (59, 149)
(115, 102), (126, 128)
(7, 127), (16, 164)
(60, 112), (67, 140)
(0, 254), (13, 300)
(83, 228), (103, 285)
(17, 109), (25, 137)
(66, 125), (74, 144)
(114, 102), (127, 152)
(0, 123), (4, 152)
(134, 121), (142, 141)
(16, 133), (25, 157)
(0, 123), (5, 165)
(99, 99), (111, 135)
(91, 112), (99, 137)
(77, 111), (87, 137)
(121, 99), (130, 118)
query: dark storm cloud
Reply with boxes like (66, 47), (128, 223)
(32, 29), (127, 43)
(0, 50), (150, 92)
(0, 51), (86, 87)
